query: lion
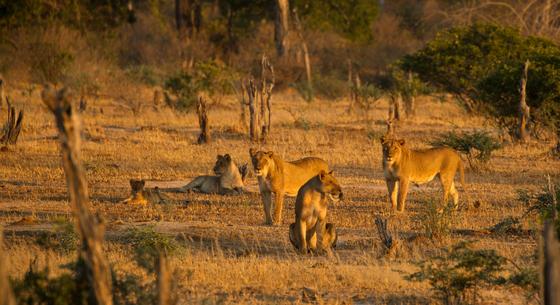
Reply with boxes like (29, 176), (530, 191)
(380, 135), (465, 212)
(288, 170), (343, 254)
(178, 154), (248, 195)
(122, 179), (168, 205)
(249, 148), (329, 225)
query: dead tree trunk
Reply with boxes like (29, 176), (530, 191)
(274, 0), (289, 57)
(390, 92), (402, 121)
(375, 216), (398, 256)
(157, 253), (170, 305)
(260, 56), (274, 142)
(293, 9), (312, 101)
(404, 70), (416, 117)
(543, 221), (560, 305)
(0, 76), (4, 111)
(246, 80), (259, 142)
(519, 60), (531, 143)
(0, 228), (16, 305)
(239, 83), (248, 131)
(196, 96), (210, 144)
(41, 86), (113, 305)
(1, 97), (24, 148)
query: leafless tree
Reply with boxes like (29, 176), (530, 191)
(1, 97), (24, 149)
(196, 96), (210, 144)
(519, 60), (531, 142)
(274, 0), (290, 57)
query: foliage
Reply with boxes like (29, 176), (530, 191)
(123, 225), (181, 272)
(401, 23), (560, 129)
(430, 130), (501, 169)
(517, 180), (560, 237)
(112, 271), (156, 305)
(36, 218), (79, 254)
(0, 0), (134, 31)
(313, 74), (348, 100)
(421, 198), (454, 240)
(28, 41), (74, 84)
(407, 241), (508, 305)
(164, 60), (236, 111)
(293, 0), (379, 43)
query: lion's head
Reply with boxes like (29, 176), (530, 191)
(213, 154), (233, 175)
(249, 148), (274, 177)
(129, 179), (146, 194)
(318, 170), (343, 201)
(380, 136), (406, 164)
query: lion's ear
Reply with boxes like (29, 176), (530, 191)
(249, 148), (256, 156)
(398, 139), (406, 146)
(224, 154), (231, 161)
(266, 151), (274, 157)
(328, 170), (334, 175)
(217, 154), (223, 160)
(380, 135), (386, 143)
(129, 179), (135, 186)
(140, 179), (146, 187)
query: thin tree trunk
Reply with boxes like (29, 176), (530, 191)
(196, 96), (210, 144)
(293, 9), (312, 100)
(519, 60), (531, 142)
(246, 80), (259, 141)
(41, 86), (113, 305)
(405, 70), (416, 117)
(0, 228), (16, 305)
(157, 253), (170, 305)
(260, 56), (274, 142)
(274, 0), (289, 57)
(543, 221), (560, 305)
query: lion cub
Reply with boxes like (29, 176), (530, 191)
(249, 148), (329, 225)
(289, 170), (343, 254)
(122, 179), (168, 205)
(380, 135), (465, 212)
(179, 154), (248, 195)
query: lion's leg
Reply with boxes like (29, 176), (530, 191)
(386, 179), (398, 209)
(325, 223), (337, 249)
(318, 219), (331, 252)
(261, 191), (273, 225)
(180, 177), (204, 192)
(396, 178), (409, 212)
(307, 226), (317, 254)
(449, 181), (459, 209)
(273, 192), (285, 225)
(297, 221), (308, 254)
(289, 223), (299, 250)
(439, 173), (454, 208)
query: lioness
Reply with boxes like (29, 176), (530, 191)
(380, 135), (465, 212)
(249, 148), (329, 225)
(289, 170), (343, 254)
(122, 179), (168, 205)
(179, 154), (248, 194)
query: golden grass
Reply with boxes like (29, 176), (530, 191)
(1, 86), (557, 304)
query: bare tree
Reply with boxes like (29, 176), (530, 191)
(519, 60), (531, 142)
(157, 253), (170, 305)
(245, 79), (259, 141)
(196, 96), (210, 144)
(293, 8), (313, 100)
(274, 0), (290, 57)
(1, 97), (24, 149)
(260, 56), (274, 142)
(375, 216), (398, 256)
(403, 70), (416, 118)
(389, 92), (402, 121)
(41, 86), (113, 305)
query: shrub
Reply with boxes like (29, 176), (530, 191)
(406, 241), (508, 305)
(430, 130), (501, 169)
(313, 74), (348, 100)
(123, 225), (181, 272)
(518, 179), (560, 237)
(29, 41), (74, 83)
(420, 198), (454, 240)
(164, 60), (237, 111)
(401, 23), (560, 129)
(36, 218), (79, 254)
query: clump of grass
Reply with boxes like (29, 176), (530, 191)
(420, 198), (454, 240)
(36, 217), (79, 254)
(430, 130), (501, 170)
(123, 225), (181, 272)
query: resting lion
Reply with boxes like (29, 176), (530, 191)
(178, 154), (248, 194)
(289, 170), (343, 254)
(122, 179), (168, 205)
(380, 135), (465, 212)
(249, 148), (329, 225)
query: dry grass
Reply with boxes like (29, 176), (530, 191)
(1, 86), (557, 304)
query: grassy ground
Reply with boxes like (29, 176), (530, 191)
(1, 85), (557, 304)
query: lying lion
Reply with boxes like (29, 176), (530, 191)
(380, 135), (465, 212)
(289, 170), (343, 254)
(121, 179), (169, 205)
(249, 148), (330, 225)
(177, 154), (248, 195)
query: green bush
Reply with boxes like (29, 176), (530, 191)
(313, 74), (348, 100)
(401, 23), (560, 129)
(421, 198), (454, 240)
(123, 226), (181, 272)
(407, 241), (508, 305)
(518, 180), (560, 237)
(164, 60), (236, 111)
(430, 130), (501, 169)
(29, 42), (74, 83)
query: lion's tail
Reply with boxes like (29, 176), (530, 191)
(459, 160), (465, 189)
